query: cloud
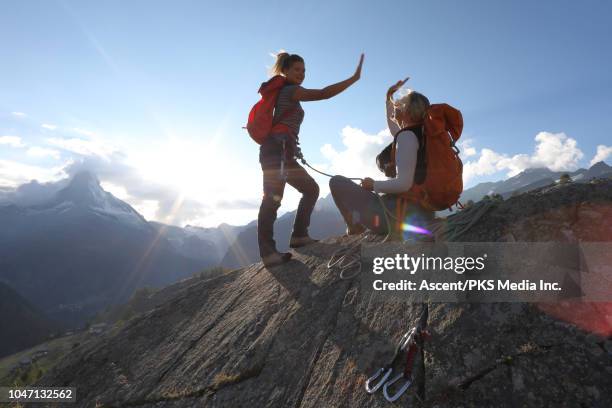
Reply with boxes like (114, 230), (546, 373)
(46, 136), (118, 159)
(72, 127), (96, 137)
(320, 126), (392, 180)
(0, 136), (25, 148)
(215, 199), (261, 210)
(1, 123), (253, 226)
(0, 159), (66, 187)
(26, 146), (61, 159)
(99, 181), (130, 200)
(463, 132), (584, 184)
(11, 112), (26, 118)
(322, 128), (585, 188)
(458, 138), (477, 158)
(41, 124), (57, 130)
(0, 178), (69, 206)
(590, 145), (612, 166)
(62, 155), (207, 226)
(530, 132), (584, 171)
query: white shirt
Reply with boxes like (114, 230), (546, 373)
(373, 101), (418, 194)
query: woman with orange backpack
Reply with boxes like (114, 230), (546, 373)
(254, 52), (365, 267)
(329, 78), (463, 239)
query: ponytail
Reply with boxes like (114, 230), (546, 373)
(270, 52), (304, 76)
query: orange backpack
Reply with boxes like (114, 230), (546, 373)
(391, 103), (464, 211)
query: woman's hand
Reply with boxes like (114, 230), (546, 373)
(293, 53), (365, 102)
(361, 177), (374, 191)
(353, 53), (365, 81)
(386, 77), (410, 101)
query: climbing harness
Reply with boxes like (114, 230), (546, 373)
(366, 304), (430, 402)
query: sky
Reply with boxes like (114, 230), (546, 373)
(1, 0), (611, 227)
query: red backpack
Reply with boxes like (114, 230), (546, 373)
(246, 75), (295, 144)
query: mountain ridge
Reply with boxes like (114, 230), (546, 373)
(34, 178), (612, 407)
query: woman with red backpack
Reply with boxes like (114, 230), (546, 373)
(329, 79), (463, 239)
(255, 52), (364, 267)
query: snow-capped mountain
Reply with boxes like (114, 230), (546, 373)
(0, 171), (218, 328)
(36, 171), (150, 229)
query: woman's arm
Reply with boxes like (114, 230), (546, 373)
(385, 78), (409, 135)
(292, 54), (364, 102)
(386, 99), (400, 136)
(372, 131), (418, 193)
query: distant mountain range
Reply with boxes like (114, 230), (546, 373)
(1, 161), (610, 333)
(458, 161), (612, 203)
(0, 172), (222, 329)
(149, 221), (244, 265)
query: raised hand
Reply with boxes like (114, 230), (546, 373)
(353, 53), (365, 80)
(387, 77), (410, 100)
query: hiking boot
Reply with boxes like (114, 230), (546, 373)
(289, 235), (319, 248)
(262, 251), (292, 267)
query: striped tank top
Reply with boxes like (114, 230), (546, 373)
(273, 85), (305, 137)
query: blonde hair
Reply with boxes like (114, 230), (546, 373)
(270, 52), (304, 76)
(394, 90), (430, 122)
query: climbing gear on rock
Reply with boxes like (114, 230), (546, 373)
(366, 304), (430, 402)
(327, 234), (384, 280)
(327, 235), (368, 280)
(429, 199), (496, 241)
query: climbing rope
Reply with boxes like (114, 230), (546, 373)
(429, 200), (496, 241)
(327, 233), (384, 280)
(295, 148), (362, 181)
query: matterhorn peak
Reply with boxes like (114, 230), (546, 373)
(54, 170), (106, 207)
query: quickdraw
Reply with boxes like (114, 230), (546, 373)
(365, 304), (430, 402)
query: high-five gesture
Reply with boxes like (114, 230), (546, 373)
(353, 53), (365, 81)
(292, 52), (366, 102)
(387, 77), (410, 101)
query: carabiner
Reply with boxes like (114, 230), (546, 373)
(383, 372), (412, 402)
(365, 367), (392, 394)
(398, 328), (416, 351)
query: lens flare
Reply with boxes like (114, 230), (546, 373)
(402, 223), (431, 235)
